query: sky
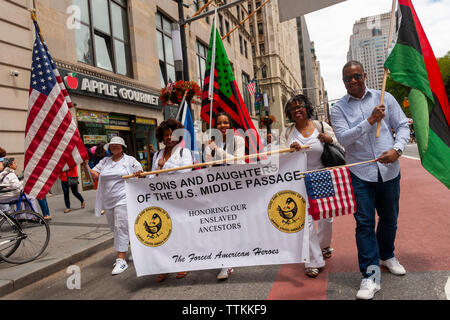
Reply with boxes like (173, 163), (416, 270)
(304, 0), (450, 101)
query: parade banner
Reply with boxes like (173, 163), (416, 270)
(125, 152), (310, 276)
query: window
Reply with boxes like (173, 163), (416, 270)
(244, 39), (248, 58)
(258, 22), (263, 35)
(259, 43), (265, 54)
(196, 41), (208, 87)
(74, 0), (132, 77)
(219, 14), (224, 36)
(261, 65), (267, 78)
(242, 72), (253, 114)
(225, 20), (230, 43)
(156, 12), (175, 87)
(239, 35), (243, 55)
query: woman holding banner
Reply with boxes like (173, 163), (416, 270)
(151, 119), (193, 282)
(281, 94), (340, 278)
(88, 136), (143, 276)
(205, 112), (245, 280)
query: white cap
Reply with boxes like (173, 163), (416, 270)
(104, 136), (127, 150)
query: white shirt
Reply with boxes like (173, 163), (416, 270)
(151, 146), (193, 176)
(290, 128), (324, 171)
(93, 155), (142, 212)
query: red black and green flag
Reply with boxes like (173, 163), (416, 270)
(200, 25), (264, 156)
(385, 0), (450, 189)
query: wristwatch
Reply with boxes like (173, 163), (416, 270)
(393, 147), (403, 156)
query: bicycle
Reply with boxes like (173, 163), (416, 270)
(0, 192), (50, 264)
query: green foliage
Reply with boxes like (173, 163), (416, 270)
(385, 74), (411, 118)
(437, 51), (450, 98)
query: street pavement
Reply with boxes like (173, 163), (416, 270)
(1, 143), (449, 300)
(0, 187), (113, 296)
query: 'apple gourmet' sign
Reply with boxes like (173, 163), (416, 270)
(60, 69), (160, 109)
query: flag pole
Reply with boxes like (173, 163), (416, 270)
(221, 0), (271, 41)
(208, 9), (218, 136)
(376, 0), (397, 138)
(122, 145), (310, 179)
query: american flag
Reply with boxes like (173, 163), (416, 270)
(247, 78), (256, 96)
(305, 167), (356, 221)
(23, 21), (88, 199)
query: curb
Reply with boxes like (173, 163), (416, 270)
(0, 237), (113, 297)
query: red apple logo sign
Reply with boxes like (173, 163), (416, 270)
(64, 72), (78, 90)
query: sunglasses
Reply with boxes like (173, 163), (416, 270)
(343, 73), (364, 83)
(287, 105), (306, 113)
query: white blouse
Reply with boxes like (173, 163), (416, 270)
(290, 128), (325, 171)
(93, 154), (142, 215)
(151, 145), (193, 176)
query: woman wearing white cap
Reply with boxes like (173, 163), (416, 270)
(87, 136), (142, 275)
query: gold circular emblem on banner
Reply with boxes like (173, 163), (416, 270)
(268, 190), (306, 233)
(134, 207), (172, 247)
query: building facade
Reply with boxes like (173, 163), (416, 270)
(247, 0), (302, 132)
(347, 12), (391, 90)
(0, 0), (255, 191)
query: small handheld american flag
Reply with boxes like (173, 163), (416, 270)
(305, 167), (356, 221)
(246, 78), (256, 96)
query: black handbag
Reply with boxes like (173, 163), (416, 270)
(67, 173), (79, 187)
(320, 122), (346, 167)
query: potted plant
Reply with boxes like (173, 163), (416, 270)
(159, 80), (202, 106)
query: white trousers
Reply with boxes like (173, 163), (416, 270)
(305, 214), (333, 269)
(105, 204), (129, 253)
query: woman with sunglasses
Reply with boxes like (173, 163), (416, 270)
(204, 112), (245, 280)
(280, 94), (342, 278)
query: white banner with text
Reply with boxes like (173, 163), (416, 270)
(125, 152), (310, 276)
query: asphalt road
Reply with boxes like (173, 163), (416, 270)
(3, 143), (448, 301)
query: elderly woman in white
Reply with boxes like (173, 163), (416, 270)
(88, 136), (142, 275)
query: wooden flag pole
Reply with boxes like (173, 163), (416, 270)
(188, 0), (215, 25)
(122, 145), (310, 179)
(376, 0), (397, 138)
(221, 0), (271, 41)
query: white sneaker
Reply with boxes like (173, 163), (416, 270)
(217, 268), (234, 280)
(381, 257), (406, 276)
(112, 258), (128, 275)
(356, 278), (380, 300)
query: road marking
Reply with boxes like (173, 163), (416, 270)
(402, 155), (420, 160)
(445, 276), (450, 300)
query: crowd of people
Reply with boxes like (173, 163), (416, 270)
(0, 60), (411, 300)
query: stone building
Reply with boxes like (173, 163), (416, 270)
(0, 0), (254, 190)
(347, 12), (391, 90)
(247, 0), (302, 132)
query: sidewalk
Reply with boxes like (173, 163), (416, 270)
(0, 189), (113, 297)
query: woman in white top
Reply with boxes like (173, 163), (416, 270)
(205, 112), (245, 280)
(151, 119), (193, 282)
(88, 136), (143, 276)
(0, 158), (37, 213)
(280, 94), (341, 278)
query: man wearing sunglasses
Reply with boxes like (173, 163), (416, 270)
(330, 61), (410, 300)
